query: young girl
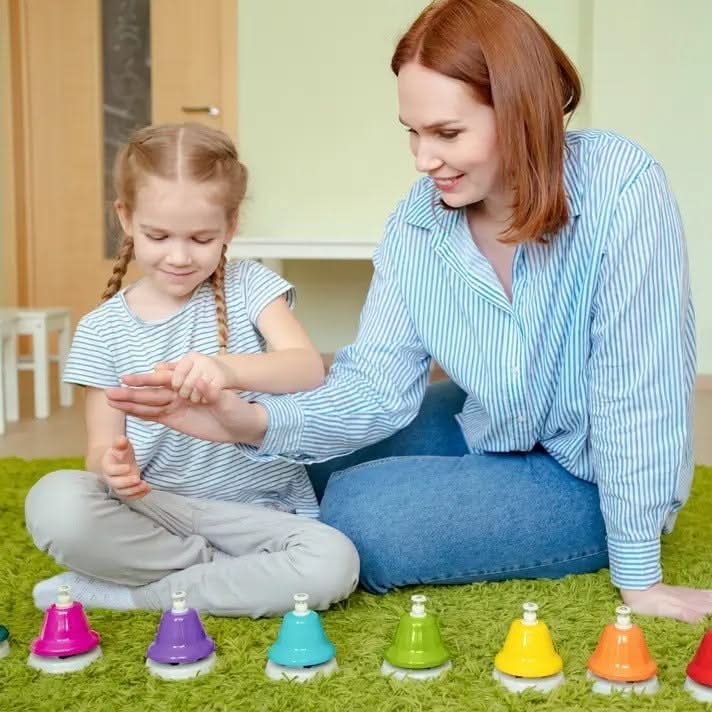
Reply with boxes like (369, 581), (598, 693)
(25, 123), (359, 617)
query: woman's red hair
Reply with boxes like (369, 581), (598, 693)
(392, 0), (581, 242)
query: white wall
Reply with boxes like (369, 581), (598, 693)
(238, 1), (421, 243)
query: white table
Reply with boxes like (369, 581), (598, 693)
(227, 236), (378, 274)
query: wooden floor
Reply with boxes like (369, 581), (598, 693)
(1, 369), (711, 464)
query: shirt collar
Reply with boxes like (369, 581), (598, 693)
(403, 178), (460, 244)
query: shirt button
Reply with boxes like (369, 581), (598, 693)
(512, 366), (520, 378)
(517, 415), (526, 424)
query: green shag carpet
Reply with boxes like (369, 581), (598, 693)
(1, 459), (711, 712)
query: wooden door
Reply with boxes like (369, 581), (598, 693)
(3, 0), (237, 324)
(151, 0), (237, 132)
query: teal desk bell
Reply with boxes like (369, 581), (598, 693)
(266, 593), (338, 682)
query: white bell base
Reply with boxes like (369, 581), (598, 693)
(146, 652), (217, 681)
(0, 641), (9, 659)
(265, 657), (338, 682)
(27, 645), (102, 674)
(493, 667), (565, 693)
(380, 659), (452, 680)
(684, 676), (712, 702)
(587, 670), (659, 695)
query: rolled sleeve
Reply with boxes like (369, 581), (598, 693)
(606, 538), (662, 590)
(241, 259), (295, 325)
(235, 394), (306, 463)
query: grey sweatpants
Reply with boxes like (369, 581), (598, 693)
(25, 470), (360, 618)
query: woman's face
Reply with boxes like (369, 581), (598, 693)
(397, 62), (504, 208)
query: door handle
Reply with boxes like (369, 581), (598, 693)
(181, 105), (221, 117)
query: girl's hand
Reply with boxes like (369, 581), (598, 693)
(159, 353), (234, 403)
(100, 435), (151, 500)
(106, 369), (267, 445)
(621, 582), (712, 623)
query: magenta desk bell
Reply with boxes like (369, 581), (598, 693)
(146, 591), (216, 681)
(28, 585), (102, 674)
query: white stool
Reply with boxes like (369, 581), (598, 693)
(0, 308), (73, 419)
(0, 313), (20, 434)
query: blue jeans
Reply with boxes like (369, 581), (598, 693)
(307, 380), (609, 594)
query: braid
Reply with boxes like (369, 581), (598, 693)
(101, 234), (134, 302)
(210, 244), (229, 354)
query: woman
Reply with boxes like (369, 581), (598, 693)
(108, 0), (711, 623)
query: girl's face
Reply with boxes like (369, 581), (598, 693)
(397, 62), (504, 209)
(116, 176), (234, 302)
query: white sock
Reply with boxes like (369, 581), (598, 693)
(33, 572), (137, 612)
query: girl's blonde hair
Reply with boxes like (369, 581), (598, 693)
(102, 122), (248, 353)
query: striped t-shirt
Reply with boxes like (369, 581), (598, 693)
(64, 259), (319, 518)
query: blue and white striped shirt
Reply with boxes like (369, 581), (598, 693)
(64, 259), (319, 518)
(249, 129), (696, 590)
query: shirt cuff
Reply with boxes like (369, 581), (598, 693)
(607, 537), (663, 590)
(235, 394), (305, 463)
(261, 395), (304, 454)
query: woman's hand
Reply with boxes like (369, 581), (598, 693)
(621, 582), (712, 623)
(105, 369), (267, 445)
(162, 352), (235, 403)
(100, 435), (151, 500)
